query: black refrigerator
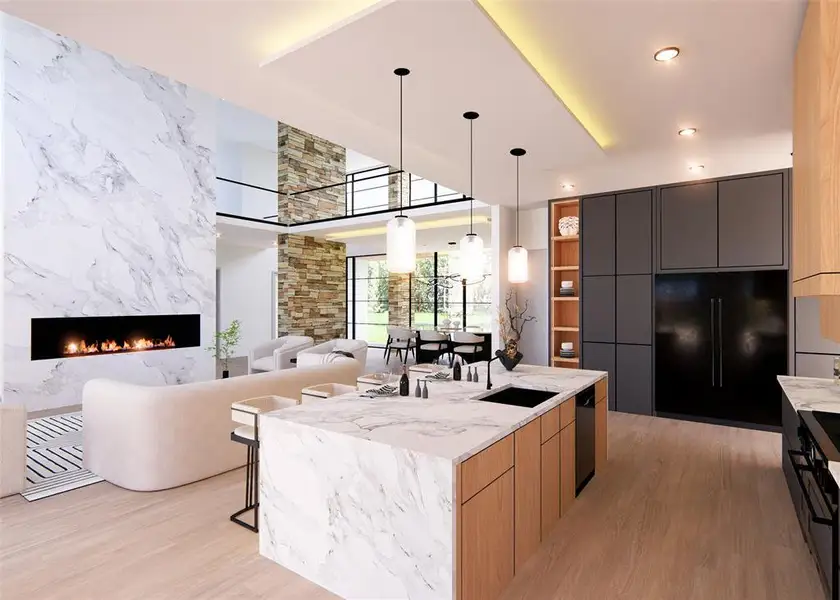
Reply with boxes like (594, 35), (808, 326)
(655, 270), (788, 428)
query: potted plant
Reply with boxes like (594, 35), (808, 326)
(207, 320), (241, 378)
(496, 291), (536, 371)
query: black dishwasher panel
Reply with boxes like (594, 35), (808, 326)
(576, 385), (596, 494)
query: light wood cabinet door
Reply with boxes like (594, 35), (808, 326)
(461, 469), (515, 600)
(540, 434), (560, 538)
(514, 420), (541, 571)
(560, 425), (576, 517)
(596, 398), (608, 473)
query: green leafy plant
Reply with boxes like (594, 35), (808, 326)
(207, 319), (241, 372)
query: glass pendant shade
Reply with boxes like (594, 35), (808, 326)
(386, 215), (416, 273)
(508, 245), (529, 283)
(459, 232), (485, 283)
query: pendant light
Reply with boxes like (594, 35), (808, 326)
(508, 148), (529, 283)
(458, 111), (485, 283)
(386, 68), (416, 273)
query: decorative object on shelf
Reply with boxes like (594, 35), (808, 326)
(559, 342), (576, 359)
(497, 290), (536, 370)
(207, 319), (241, 378)
(558, 281), (576, 296)
(558, 215), (579, 237)
(458, 111), (485, 284)
(508, 147), (529, 283)
(386, 68), (416, 273)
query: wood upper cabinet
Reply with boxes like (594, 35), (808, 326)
(461, 469), (514, 600)
(793, 0), (840, 340)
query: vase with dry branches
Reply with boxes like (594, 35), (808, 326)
(496, 290), (536, 371)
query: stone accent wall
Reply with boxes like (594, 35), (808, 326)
(277, 234), (346, 342)
(388, 273), (411, 327)
(388, 169), (410, 210)
(277, 123), (346, 223)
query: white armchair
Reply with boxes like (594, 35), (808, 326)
(296, 339), (368, 369)
(248, 336), (314, 373)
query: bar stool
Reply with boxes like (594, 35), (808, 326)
(230, 395), (298, 532)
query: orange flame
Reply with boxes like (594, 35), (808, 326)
(64, 335), (175, 355)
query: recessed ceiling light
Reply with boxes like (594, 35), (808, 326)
(678, 128), (697, 137)
(654, 46), (680, 62)
(688, 164), (705, 172)
(216, 232), (221, 238)
(562, 183), (575, 191)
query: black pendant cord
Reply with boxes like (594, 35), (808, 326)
(515, 155), (520, 246)
(399, 72), (404, 216)
(510, 147), (526, 247)
(469, 117), (474, 234)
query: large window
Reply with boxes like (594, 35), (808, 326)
(347, 250), (493, 346)
(347, 256), (390, 345)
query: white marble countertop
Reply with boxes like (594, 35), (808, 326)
(778, 375), (840, 412)
(264, 364), (606, 463)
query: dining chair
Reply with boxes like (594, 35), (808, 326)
(451, 331), (483, 364)
(386, 327), (416, 365)
(417, 330), (450, 365)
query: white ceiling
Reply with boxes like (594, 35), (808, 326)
(3, 0), (804, 206)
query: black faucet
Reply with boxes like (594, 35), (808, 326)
(486, 355), (501, 390)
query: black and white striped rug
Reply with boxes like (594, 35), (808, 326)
(24, 412), (102, 501)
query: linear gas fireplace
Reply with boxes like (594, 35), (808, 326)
(30, 314), (201, 361)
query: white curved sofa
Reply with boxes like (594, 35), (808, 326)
(83, 359), (362, 492)
(296, 338), (368, 368)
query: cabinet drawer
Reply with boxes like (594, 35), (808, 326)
(560, 399), (575, 430)
(461, 435), (514, 503)
(541, 408), (560, 442)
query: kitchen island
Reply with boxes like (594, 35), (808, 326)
(259, 364), (608, 600)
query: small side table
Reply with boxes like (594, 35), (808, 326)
(230, 395), (297, 532)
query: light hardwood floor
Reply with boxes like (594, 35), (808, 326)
(0, 413), (826, 600)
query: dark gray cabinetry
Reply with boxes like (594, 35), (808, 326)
(582, 276), (615, 343)
(718, 174), (784, 268)
(659, 182), (718, 270)
(616, 344), (653, 415)
(581, 194), (615, 276)
(616, 190), (652, 275)
(582, 343), (616, 410)
(616, 275), (652, 345)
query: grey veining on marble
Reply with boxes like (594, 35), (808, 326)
(260, 416), (454, 600)
(2, 15), (216, 411)
(265, 364), (606, 463)
(778, 376), (840, 413)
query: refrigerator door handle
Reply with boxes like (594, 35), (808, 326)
(710, 298), (716, 387)
(718, 298), (723, 388)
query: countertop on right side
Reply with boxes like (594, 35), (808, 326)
(778, 375), (840, 412)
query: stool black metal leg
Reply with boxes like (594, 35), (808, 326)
(230, 432), (259, 533)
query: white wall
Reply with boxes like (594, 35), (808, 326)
(217, 241), (277, 356)
(215, 139), (278, 221)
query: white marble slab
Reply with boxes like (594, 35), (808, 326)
(260, 415), (454, 600)
(264, 364), (606, 463)
(778, 375), (840, 412)
(2, 15), (216, 411)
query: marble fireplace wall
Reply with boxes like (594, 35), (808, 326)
(2, 14), (217, 412)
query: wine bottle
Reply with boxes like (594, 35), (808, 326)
(453, 358), (462, 381)
(399, 366), (410, 397)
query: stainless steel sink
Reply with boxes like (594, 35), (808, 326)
(476, 386), (557, 409)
